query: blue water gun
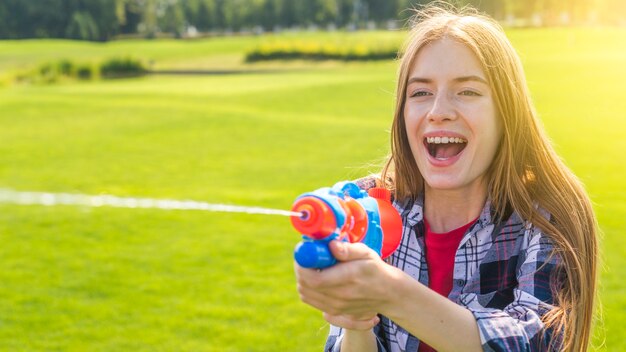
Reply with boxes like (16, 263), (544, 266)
(290, 181), (402, 269)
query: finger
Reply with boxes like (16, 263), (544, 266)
(297, 288), (359, 315)
(295, 259), (353, 290)
(298, 289), (342, 314)
(299, 291), (377, 317)
(329, 240), (377, 262)
(295, 269), (341, 310)
(323, 312), (380, 331)
(294, 261), (332, 290)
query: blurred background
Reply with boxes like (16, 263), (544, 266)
(1, 0), (626, 40)
(0, 0), (624, 351)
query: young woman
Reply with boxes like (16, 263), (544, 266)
(294, 4), (598, 352)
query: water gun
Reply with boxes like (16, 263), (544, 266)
(290, 181), (403, 269)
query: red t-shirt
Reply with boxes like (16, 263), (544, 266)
(417, 217), (478, 352)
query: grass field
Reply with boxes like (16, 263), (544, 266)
(0, 28), (624, 351)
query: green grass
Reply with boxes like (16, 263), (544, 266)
(0, 27), (625, 350)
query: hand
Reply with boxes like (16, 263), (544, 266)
(294, 240), (398, 329)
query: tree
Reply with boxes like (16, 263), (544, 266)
(181, 0), (200, 25)
(222, 0), (248, 30)
(84, 0), (121, 40)
(118, 0), (143, 34)
(366, 0), (399, 23)
(316, 0), (339, 25)
(195, 0), (216, 31)
(277, 0), (297, 27)
(335, 0), (354, 26)
(1, 0), (618, 41)
(213, 0), (226, 30)
(139, 0), (158, 38)
(0, 0), (11, 38)
(65, 11), (100, 40)
(261, 0), (277, 30)
(161, 0), (185, 37)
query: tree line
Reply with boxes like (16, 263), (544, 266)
(0, 0), (623, 41)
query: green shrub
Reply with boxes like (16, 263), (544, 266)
(100, 57), (146, 79)
(11, 57), (146, 85)
(76, 63), (97, 80)
(29, 59), (81, 84)
(57, 59), (75, 76)
(36, 62), (60, 83)
(245, 40), (398, 62)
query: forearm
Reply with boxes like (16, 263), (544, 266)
(340, 329), (378, 352)
(382, 270), (482, 352)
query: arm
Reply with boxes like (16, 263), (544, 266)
(379, 269), (483, 351)
(322, 323), (379, 352)
(340, 329), (378, 352)
(296, 241), (482, 352)
(297, 227), (560, 351)
(299, 230), (559, 351)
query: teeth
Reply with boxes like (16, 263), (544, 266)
(426, 136), (467, 144)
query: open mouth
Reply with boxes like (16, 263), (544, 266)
(423, 136), (467, 160)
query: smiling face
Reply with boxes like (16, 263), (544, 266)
(403, 38), (502, 193)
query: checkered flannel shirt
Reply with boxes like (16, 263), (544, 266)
(325, 178), (562, 352)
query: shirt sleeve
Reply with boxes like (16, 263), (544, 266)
(460, 227), (563, 352)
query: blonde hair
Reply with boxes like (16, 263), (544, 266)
(382, 4), (598, 351)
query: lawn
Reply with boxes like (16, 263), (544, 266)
(0, 28), (624, 351)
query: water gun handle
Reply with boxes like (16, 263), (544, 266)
(293, 240), (337, 268)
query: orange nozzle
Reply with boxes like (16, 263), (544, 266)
(290, 196), (337, 240)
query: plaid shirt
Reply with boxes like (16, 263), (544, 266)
(325, 178), (562, 352)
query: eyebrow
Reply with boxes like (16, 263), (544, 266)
(407, 75), (488, 84)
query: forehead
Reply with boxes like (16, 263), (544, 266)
(408, 38), (486, 79)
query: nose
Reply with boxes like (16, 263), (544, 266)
(427, 92), (456, 123)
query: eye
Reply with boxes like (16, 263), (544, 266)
(459, 90), (482, 97)
(409, 90), (432, 98)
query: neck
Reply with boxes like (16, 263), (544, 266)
(424, 181), (488, 233)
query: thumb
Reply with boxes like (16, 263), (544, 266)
(329, 240), (376, 262)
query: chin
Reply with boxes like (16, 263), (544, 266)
(423, 177), (463, 191)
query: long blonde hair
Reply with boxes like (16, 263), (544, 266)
(382, 4), (598, 351)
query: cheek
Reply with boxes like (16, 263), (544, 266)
(472, 101), (500, 142)
(403, 104), (423, 135)
(476, 115), (502, 162)
(403, 112), (421, 152)
(485, 110), (502, 152)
